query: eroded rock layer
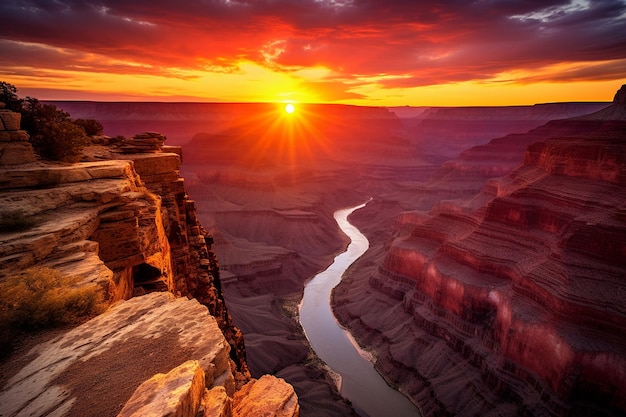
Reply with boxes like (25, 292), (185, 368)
(0, 292), (297, 417)
(334, 107), (626, 415)
(0, 128), (248, 377)
(0, 109), (284, 416)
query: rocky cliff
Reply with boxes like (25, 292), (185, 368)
(333, 89), (626, 416)
(1, 292), (299, 417)
(0, 106), (299, 417)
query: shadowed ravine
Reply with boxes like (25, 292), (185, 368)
(299, 202), (421, 417)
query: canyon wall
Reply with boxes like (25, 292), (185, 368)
(398, 102), (609, 165)
(24, 97), (618, 417)
(333, 88), (626, 416)
(0, 106), (298, 416)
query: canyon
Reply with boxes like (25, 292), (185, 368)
(0, 106), (297, 417)
(33, 90), (626, 417)
(334, 88), (626, 416)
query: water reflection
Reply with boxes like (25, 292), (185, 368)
(299, 202), (421, 417)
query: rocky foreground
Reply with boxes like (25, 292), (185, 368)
(333, 87), (626, 416)
(1, 292), (297, 417)
(0, 105), (299, 417)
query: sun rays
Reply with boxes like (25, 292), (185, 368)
(225, 103), (344, 172)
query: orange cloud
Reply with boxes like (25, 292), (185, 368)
(1, 0), (625, 104)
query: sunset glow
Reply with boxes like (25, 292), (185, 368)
(1, 1), (625, 105)
(285, 103), (295, 114)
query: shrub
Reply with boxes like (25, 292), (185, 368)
(0, 209), (36, 232)
(33, 119), (89, 162)
(0, 267), (105, 352)
(74, 118), (104, 136)
(22, 98), (90, 162)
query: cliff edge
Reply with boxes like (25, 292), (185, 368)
(0, 105), (299, 417)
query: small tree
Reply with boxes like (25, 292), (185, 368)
(22, 97), (89, 162)
(0, 267), (105, 357)
(0, 81), (23, 112)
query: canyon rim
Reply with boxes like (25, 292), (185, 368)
(0, 85), (624, 417)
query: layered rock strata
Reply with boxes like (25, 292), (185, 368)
(334, 95), (626, 416)
(0, 103), (36, 165)
(0, 109), (295, 416)
(120, 361), (299, 417)
(0, 123), (248, 377)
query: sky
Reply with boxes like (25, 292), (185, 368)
(1, 0), (626, 106)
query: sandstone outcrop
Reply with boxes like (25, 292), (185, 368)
(0, 126), (248, 376)
(118, 360), (208, 417)
(0, 103), (36, 165)
(0, 292), (297, 417)
(0, 112), (304, 416)
(333, 91), (626, 416)
(119, 356), (298, 417)
(233, 375), (300, 417)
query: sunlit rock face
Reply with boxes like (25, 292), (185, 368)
(233, 375), (300, 417)
(0, 103), (36, 165)
(334, 92), (626, 416)
(118, 358), (299, 417)
(0, 293), (233, 417)
(0, 158), (142, 296)
(0, 293), (295, 417)
(0, 135), (195, 303)
(0, 123), (262, 414)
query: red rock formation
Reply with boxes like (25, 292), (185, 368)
(92, 132), (250, 379)
(334, 91), (626, 416)
(0, 122), (250, 387)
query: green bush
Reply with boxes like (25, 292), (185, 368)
(0, 209), (36, 232)
(0, 267), (105, 352)
(32, 118), (89, 162)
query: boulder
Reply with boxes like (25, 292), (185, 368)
(117, 360), (207, 417)
(202, 387), (232, 417)
(233, 375), (300, 417)
(0, 108), (21, 131)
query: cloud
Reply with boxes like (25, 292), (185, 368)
(1, 0), (625, 99)
(298, 79), (368, 101)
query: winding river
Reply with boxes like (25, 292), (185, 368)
(299, 202), (421, 417)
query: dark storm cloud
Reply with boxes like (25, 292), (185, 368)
(1, 0), (625, 86)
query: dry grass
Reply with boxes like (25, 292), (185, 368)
(0, 267), (105, 356)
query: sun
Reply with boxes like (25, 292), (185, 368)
(285, 103), (295, 114)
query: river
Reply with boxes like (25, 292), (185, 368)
(299, 202), (421, 417)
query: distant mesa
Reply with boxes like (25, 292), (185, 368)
(575, 84), (626, 120)
(608, 83), (624, 104)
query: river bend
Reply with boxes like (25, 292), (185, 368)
(299, 202), (421, 417)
